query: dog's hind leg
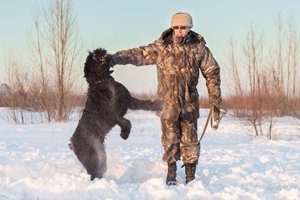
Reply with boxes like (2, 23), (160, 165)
(116, 117), (132, 140)
(90, 139), (107, 180)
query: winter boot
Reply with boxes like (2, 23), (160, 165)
(185, 163), (196, 184)
(166, 162), (177, 185)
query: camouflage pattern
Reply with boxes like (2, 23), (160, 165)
(161, 118), (200, 164)
(112, 28), (221, 164)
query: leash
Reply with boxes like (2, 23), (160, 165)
(199, 105), (227, 142)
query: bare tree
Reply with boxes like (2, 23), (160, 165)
(286, 16), (299, 97)
(275, 15), (285, 93)
(4, 56), (30, 123)
(227, 37), (243, 97)
(30, 0), (82, 121)
(242, 24), (264, 95)
(32, 16), (48, 92)
(28, 15), (54, 122)
(230, 24), (277, 138)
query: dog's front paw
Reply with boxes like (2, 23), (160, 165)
(120, 132), (129, 140)
(120, 125), (131, 140)
(120, 129), (130, 140)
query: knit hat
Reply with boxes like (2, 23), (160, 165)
(171, 12), (193, 28)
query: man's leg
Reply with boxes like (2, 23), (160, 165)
(180, 119), (200, 184)
(161, 118), (180, 185)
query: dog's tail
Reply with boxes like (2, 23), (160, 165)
(129, 97), (162, 111)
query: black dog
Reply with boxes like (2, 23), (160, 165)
(69, 48), (161, 180)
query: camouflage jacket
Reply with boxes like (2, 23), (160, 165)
(112, 28), (221, 120)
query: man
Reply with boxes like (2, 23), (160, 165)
(110, 12), (222, 185)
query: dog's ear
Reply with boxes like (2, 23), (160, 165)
(84, 51), (97, 79)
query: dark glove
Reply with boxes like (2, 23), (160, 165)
(104, 53), (116, 68)
(212, 103), (220, 122)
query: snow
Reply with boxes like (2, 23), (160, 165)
(0, 108), (300, 200)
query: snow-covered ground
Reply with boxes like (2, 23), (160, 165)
(0, 108), (300, 200)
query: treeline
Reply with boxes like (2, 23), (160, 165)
(0, 0), (299, 134)
(222, 15), (300, 138)
(1, 0), (83, 122)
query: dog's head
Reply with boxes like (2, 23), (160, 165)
(84, 48), (114, 84)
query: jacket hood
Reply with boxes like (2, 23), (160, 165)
(159, 28), (206, 45)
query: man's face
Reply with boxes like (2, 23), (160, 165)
(173, 26), (191, 37)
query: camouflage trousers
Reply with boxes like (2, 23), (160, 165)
(161, 117), (200, 164)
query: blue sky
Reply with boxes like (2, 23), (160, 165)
(0, 0), (299, 94)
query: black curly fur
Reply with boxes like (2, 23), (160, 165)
(69, 48), (162, 180)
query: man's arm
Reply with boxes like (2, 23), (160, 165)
(199, 45), (222, 115)
(111, 41), (160, 66)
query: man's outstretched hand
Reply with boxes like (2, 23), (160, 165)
(104, 54), (116, 68)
